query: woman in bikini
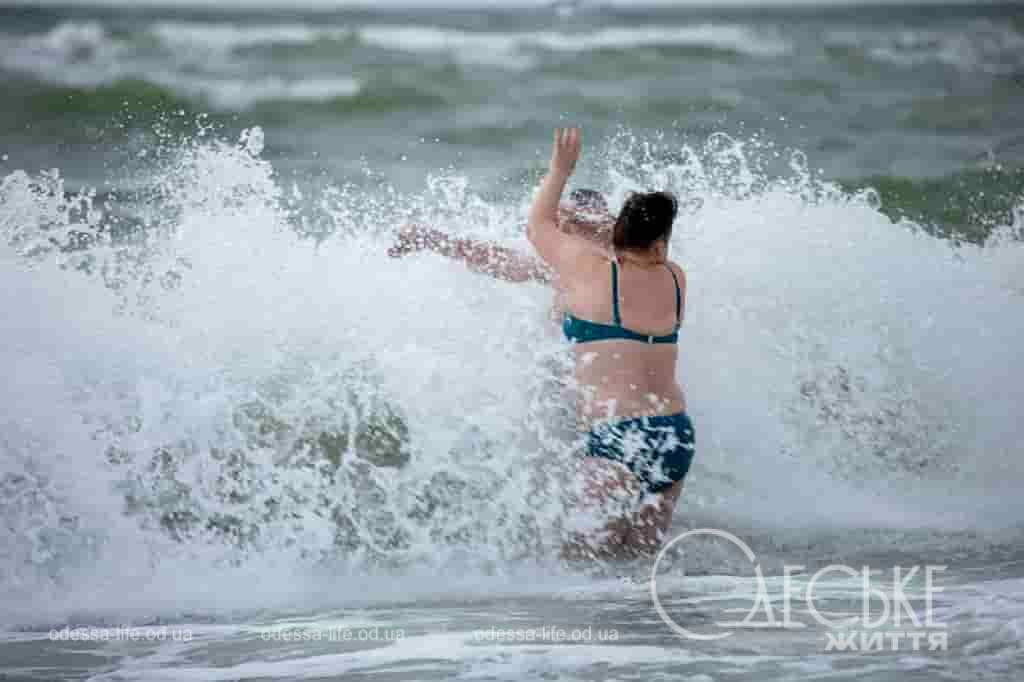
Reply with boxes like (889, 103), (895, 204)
(528, 128), (694, 559)
(388, 129), (694, 559)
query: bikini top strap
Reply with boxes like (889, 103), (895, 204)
(666, 263), (682, 328)
(611, 259), (622, 326)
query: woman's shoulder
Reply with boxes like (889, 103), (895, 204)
(552, 239), (612, 291)
(566, 237), (614, 270)
(666, 260), (687, 292)
(667, 260), (687, 280)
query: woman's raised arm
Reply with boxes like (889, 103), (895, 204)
(527, 128), (583, 271)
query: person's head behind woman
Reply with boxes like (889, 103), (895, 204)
(613, 191), (678, 252)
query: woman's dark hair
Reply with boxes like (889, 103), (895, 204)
(612, 191), (678, 251)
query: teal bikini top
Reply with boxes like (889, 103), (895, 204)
(563, 260), (682, 345)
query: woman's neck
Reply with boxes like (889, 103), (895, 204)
(617, 244), (667, 267)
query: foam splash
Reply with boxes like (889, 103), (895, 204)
(1, 126), (1023, 626)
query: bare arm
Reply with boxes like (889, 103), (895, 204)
(527, 129), (576, 265)
(527, 128), (594, 276)
(389, 224), (552, 284)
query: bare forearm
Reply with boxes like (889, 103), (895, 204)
(473, 246), (552, 284)
(408, 226), (550, 284)
(418, 228), (473, 262)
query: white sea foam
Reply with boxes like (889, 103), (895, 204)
(0, 20), (126, 88)
(360, 23), (792, 60)
(1, 128), (1023, 629)
(149, 20), (352, 52)
(529, 25), (790, 57)
(85, 633), (685, 681)
(161, 74), (362, 108)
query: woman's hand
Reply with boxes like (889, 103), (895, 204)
(549, 127), (581, 178)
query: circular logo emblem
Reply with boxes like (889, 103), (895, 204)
(650, 528), (767, 640)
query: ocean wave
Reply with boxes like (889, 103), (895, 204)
(148, 20), (352, 53)
(838, 166), (1024, 244)
(0, 20), (126, 88)
(14, 78), (190, 120)
(166, 74), (362, 110)
(31, 19), (109, 57)
(14, 19), (791, 66)
(359, 23), (792, 60)
(825, 19), (1024, 75)
(2, 126), (1024, 625)
(0, 21), (363, 111)
(537, 25), (789, 57)
(26, 19), (790, 64)
(10, 71), (362, 115)
(2, 18), (789, 112)
(357, 25), (533, 69)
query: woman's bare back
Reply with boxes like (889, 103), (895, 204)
(559, 247), (687, 423)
